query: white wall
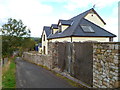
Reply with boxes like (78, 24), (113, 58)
(72, 37), (109, 42)
(53, 29), (58, 34)
(61, 25), (69, 32)
(49, 37), (110, 42)
(38, 47), (42, 54)
(85, 13), (105, 28)
(42, 30), (48, 54)
(49, 37), (71, 42)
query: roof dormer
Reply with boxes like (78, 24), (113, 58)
(51, 24), (58, 34)
(58, 19), (73, 32)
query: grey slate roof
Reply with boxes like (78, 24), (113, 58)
(47, 8), (116, 39)
(58, 19), (73, 25)
(51, 24), (58, 29)
(38, 43), (42, 47)
(43, 26), (51, 37)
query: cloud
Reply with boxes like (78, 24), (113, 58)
(0, 0), (54, 37)
(104, 7), (118, 41)
(64, 0), (119, 11)
(0, 0), (119, 38)
(40, 0), (68, 3)
(94, 0), (119, 9)
(5, 0), (53, 19)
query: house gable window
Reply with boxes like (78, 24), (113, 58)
(43, 35), (45, 41)
(43, 46), (46, 54)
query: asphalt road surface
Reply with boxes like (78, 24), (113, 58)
(16, 58), (74, 88)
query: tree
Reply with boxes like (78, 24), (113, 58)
(21, 37), (36, 51)
(2, 18), (31, 37)
(1, 18), (31, 57)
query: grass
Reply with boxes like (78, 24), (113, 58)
(2, 57), (16, 88)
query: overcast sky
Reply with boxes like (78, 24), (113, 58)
(0, 0), (119, 41)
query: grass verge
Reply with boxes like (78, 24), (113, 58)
(37, 63), (85, 88)
(52, 71), (86, 88)
(2, 57), (16, 88)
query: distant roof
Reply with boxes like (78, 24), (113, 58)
(48, 8), (116, 39)
(58, 19), (73, 25)
(43, 26), (51, 37)
(38, 43), (42, 47)
(51, 24), (58, 29)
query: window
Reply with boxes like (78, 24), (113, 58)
(51, 27), (53, 34)
(43, 46), (46, 54)
(59, 25), (62, 33)
(43, 35), (45, 41)
(81, 25), (95, 33)
(52, 29), (54, 34)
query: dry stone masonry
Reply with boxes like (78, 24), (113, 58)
(23, 52), (53, 69)
(93, 42), (120, 88)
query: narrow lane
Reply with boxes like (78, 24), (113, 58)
(16, 58), (74, 88)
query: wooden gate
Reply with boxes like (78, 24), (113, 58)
(57, 42), (93, 86)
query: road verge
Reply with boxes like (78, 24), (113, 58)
(2, 57), (16, 88)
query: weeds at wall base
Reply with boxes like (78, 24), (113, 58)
(2, 57), (16, 88)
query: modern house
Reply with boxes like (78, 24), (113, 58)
(40, 8), (116, 54)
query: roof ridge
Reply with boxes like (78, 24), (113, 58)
(70, 8), (92, 20)
(70, 9), (92, 35)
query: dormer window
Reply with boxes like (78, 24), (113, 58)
(51, 24), (58, 34)
(52, 29), (53, 34)
(51, 27), (53, 34)
(59, 25), (62, 33)
(58, 19), (73, 32)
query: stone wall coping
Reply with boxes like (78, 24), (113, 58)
(23, 52), (50, 56)
(48, 42), (120, 44)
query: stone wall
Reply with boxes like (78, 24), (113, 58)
(93, 42), (120, 88)
(48, 42), (120, 88)
(48, 42), (93, 86)
(23, 42), (120, 88)
(23, 52), (53, 69)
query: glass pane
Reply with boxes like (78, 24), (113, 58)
(81, 25), (95, 33)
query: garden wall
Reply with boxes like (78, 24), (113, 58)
(93, 42), (120, 88)
(23, 52), (53, 69)
(48, 42), (120, 88)
(23, 42), (120, 88)
(48, 42), (93, 87)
